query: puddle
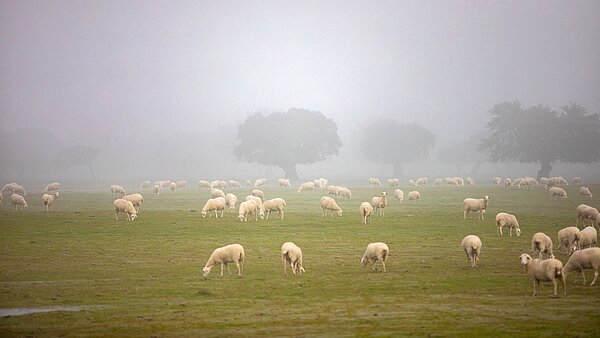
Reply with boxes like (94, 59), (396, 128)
(0, 305), (104, 317)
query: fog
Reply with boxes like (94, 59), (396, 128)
(1, 1), (599, 185)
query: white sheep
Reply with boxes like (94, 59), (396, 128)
(11, 193), (28, 210)
(110, 185), (126, 198)
(408, 179), (416, 186)
(463, 196), (490, 220)
(312, 179), (323, 189)
(198, 180), (212, 189)
(359, 202), (374, 225)
(254, 178), (267, 188)
(336, 187), (352, 199)
(531, 232), (554, 259)
(259, 198), (286, 220)
(388, 178), (400, 187)
(297, 181), (315, 193)
(465, 177), (475, 187)
(563, 247), (600, 286)
(370, 192), (388, 216)
(518, 253), (566, 296)
(407, 191), (420, 202)
(44, 182), (61, 192)
(445, 178), (459, 187)
(225, 193), (238, 211)
(579, 186), (593, 199)
(281, 242), (305, 275)
(113, 198), (137, 221)
(504, 178), (512, 189)
(461, 235), (482, 267)
(176, 180), (187, 190)
(319, 178), (328, 188)
(42, 192), (60, 212)
(153, 184), (160, 197)
(320, 196), (342, 217)
(454, 177), (465, 186)
(202, 244), (245, 278)
(2, 183), (18, 194)
(160, 180), (173, 189)
(549, 187), (567, 200)
(211, 188), (225, 199)
(579, 227), (598, 249)
(139, 181), (151, 189)
(327, 185), (340, 196)
(0, 192), (3, 206)
(201, 197), (226, 218)
(122, 193), (144, 212)
(278, 178), (292, 188)
(495, 212), (521, 237)
(415, 177), (428, 187)
(557, 227), (581, 256)
(433, 178), (444, 187)
(491, 176), (502, 185)
(211, 180), (227, 189)
(575, 204), (599, 228)
(539, 177), (549, 186)
(169, 182), (177, 193)
(11, 184), (26, 196)
(251, 189), (265, 201)
(368, 178), (382, 187)
(245, 179), (253, 187)
(571, 177), (582, 185)
(245, 195), (262, 209)
(237, 200), (258, 222)
(361, 242), (389, 272)
(394, 189), (404, 203)
(228, 180), (242, 189)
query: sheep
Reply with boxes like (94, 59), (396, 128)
(245, 195), (262, 209)
(297, 181), (315, 193)
(407, 191), (420, 202)
(579, 227), (597, 249)
(394, 189), (404, 203)
(336, 187), (352, 199)
(360, 202), (374, 225)
(281, 242), (305, 275)
(201, 197), (226, 218)
(433, 178), (444, 187)
(495, 212), (521, 237)
(12, 184), (26, 196)
(44, 182), (60, 192)
(225, 193), (238, 211)
(237, 200), (258, 222)
(361, 242), (389, 272)
(11, 194), (28, 210)
(176, 180), (187, 190)
(202, 244), (245, 278)
(160, 180), (173, 189)
(110, 185), (126, 198)
(371, 192), (388, 216)
(278, 178), (291, 188)
(139, 181), (151, 189)
(368, 178), (382, 187)
(563, 247), (600, 286)
(319, 178), (328, 187)
(327, 185), (340, 196)
(491, 176), (502, 185)
(245, 179), (253, 187)
(463, 196), (490, 220)
(461, 235), (482, 267)
(251, 189), (265, 201)
(465, 177), (475, 187)
(228, 180), (242, 189)
(153, 184), (160, 197)
(169, 182), (178, 193)
(575, 204), (599, 228)
(519, 178), (535, 190)
(531, 232), (554, 259)
(211, 188), (225, 199)
(312, 179), (323, 189)
(122, 193), (144, 212)
(198, 180), (211, 189)
(388, 178), (400, 187)
(504, 178), (512, 190)
(579, 186), (593, 199)
(453, 177), (465, 186)
(0, 192), (2, 206)
(254, 178), (267, 188)
(539, 177), (549, 186)
(518, 253), (565, 296)
(2, 183), (18, 194)
(211, 180), (227, 190)
(320, 196), (342, 217)
(445, 178), (460, 187)
(259, 198), (286, 220)
(415, 177), (428, 187)
(557, 227), (581, 256)
(42, 192), (59, 212)
(408, 179), (416, 186)
(113, 198), (137, 221)
(571, 177), (582, 185)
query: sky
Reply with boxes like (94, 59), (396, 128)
(1, 0), (599, 181)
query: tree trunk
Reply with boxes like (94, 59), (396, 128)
(536, 160), (552, 181)
(280, 164), (299, 181)
(392, 163), (403, 178)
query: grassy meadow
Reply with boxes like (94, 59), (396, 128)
(1, 182), (599, 337)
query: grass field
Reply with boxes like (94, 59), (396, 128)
(1, 183), (599, 337)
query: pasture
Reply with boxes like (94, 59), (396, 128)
(1, 183), (599, 337)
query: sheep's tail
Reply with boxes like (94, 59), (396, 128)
(382, 249), (389, 261)
(282, 200), (287, 207)
(555, 267), (562, 277)
(532, 240), (541, 251)
(239, 250), (245, 264)
(496, 220), (501, 227)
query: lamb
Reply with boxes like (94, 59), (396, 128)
(198, 180), (211, 189)
(237, 200), (258, 222)
(139, 181), (151, 189)
(531, 232), (554, 259)
(563, 247), (600, 286)
(44, 182), (60, 192)
(42, 192), (60, 212)
(463, 196), (490, 220)
(461, 235), (482, 267)
(388, 178), (400, 187)
(153, 184), (160, 197)
(361, 242), (389, 272)
(201, 197), (226, 218)
(110, 185), (126, 198)
(169, 182), (178, 193)
(394, 189), (404, 203)
(176, 180), (187, 190)
(465, 177), (475, 187)
(11, 194), (28, 210)
(278, 178), (292, 188)
(254, 178), (267, 188)
(320, 196), (342, 217)
(368, 178), (382, 187)
(579, 186), (592, 199)
(579, 227), (597, 249)
(336, 187), (352, 199)
(359, 202), (374, 225)
(211, 188), (225, 199)
(113, 198), (137, 221)
(518, 253), (566, 296)
(297, 181), (315, 193)
(259, 198), (286, 220)
(251, 189), (265, 201)
(245, 195), (262, 209)
(557, 227), (581, 256)
(504, 178), (512, 190)
(122, 193), (144, 212)
(575, 204), (599, 228)
(281, 242), (305, 275)
(202, 244), (245, 278)
(495, 212), (521, 237)
(371, 192), (388, 216)
(415, 177), (428, 187)
(225, 193), (238, 211)
(407, 191), (420, 202)
(491, 176), (502, 185)
(571, 177), (582, 185)
(228, 180), (242, 189)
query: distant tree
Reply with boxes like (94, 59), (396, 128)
(437, 131), (487, 175)
(359, 120), (436, 177)
(54, 145), (100, 179)
(480, 101), (600, 179)
(233, 108), (342, 180)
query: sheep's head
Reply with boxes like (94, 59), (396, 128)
(202, 266), (211, 277)
(336, 210), (342, 217)
(237, 215), (245, 222)
(484, 196), (490, 204)
(130, 213), (137, 221)
(361, 257), (368, 267)
(518, 253), (531, 267)
(258, 210), (265, 219)
(201, 211), (207, 218)
(54, 192), (60, 199)
(516, 228), (522, 236)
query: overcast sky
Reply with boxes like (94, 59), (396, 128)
(1, 0), (599, 146)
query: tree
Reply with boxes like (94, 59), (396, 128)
(480, 101), (600, 179)
(233, 108), (342, 180)
(54, 145), (100, 179)
(437, 131), (488, 175)
(359, 120), (436, 177)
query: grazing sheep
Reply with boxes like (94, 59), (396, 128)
(160, 180), (173, 189)
(259, 198), (286, 220)
(557, 227), (581, 256)
(320, 196), (342, 217)
(571, 177), (582, 185)
(461, 235), (482, 267)
(336, 187), (352, 199)
(371, 192), (388, 216)
(110, 185), (126, 198)
(245, 179), (253, 187)
(495, 212), (521, 237)
(198, 180), (212, 189)
(225, 193), (238, 211)
(579, 227), (597, 249)
(245, 195), (262, 209)
(319, 178), (328, 188)
(579, 186), (592, 199)
(504, 178), (512, 189)
(445, 178), (460, 187)
(531, 232), (554, 259)
(201, 197), (226, 218)
(312, 179), (323, 190)
(169, 182), (177, 193)
(113, 199), (137, 221)
(359, 202), (374, 225)
(139, 181), (151, 189)
(176, 180), (187, 190)
(11, 194), (28, 210)
(2, 183), (18, 195)
(297, 181), (315, 193)
(563, 247), (600, 286)
(575, 204), (599, 228)
(388, 178), (400, 187)
(12, 185), (26, 196)
(211, 188), (225, 199)
(237, 200), (258, 222)
(465, 177), (475, 187)
(153, 184), (160, 197)
(202, 244), (245, 278)
(361, 242), (389, 272)
(44, 182), (61, 192)
(327, 185), (340, 196)
(281, 242), (305, 275)
(407, 191), (420, 202)
(251, 189), (265, 201)
(228, 180), (242, 189)
(433, 178), (444, 187)
(254, 178), (267, 188)
(122, 193), (144, 212)
(211, 180), (228, 190)
(278, 178), (291, 188)
(453, 177), (465, 186)
(368, 178), (382, 187)
(408, 179), (416, 186)
(394, 189), (404, 203)
(491, 176), (502, 185)
(415, 177), (428, 187)
(539, 177), (549, 186)
(518, 253), (566, 296)
(41, 192), (60, 212)
(463, 196), (490, 220)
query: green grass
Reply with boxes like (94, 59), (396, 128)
(1, 184), (599, 337)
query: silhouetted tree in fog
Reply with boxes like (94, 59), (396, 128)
(54, 145), (100, 179)
(437, 131), (487, 176)
(480, 101), (600, 180)
(360, 120), (436, 177)
(233, 108), (342, 180)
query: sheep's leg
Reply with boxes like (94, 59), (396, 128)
(590, 270), (598, 286)
(381, 260), (386, 272)
(283, 258), (288, 275)
(235, 262), (241, 276)
(498, 227), (503, 237)
(322, 208), (326, 217)
(533, 280), (539, 296)
(279, 209), (283, 220)
(115, 211), (119, 221)
(220, 263), (224, 277)
(551, 279), (557, 296)
(581, 269), (588, 285)
(463, 210), (467, 219)
(226, 264), (232, 275)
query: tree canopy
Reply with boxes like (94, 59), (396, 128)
(436, 131), (488, 176)
(54, 145), (100, 179)
(233, 108), (342, 180)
